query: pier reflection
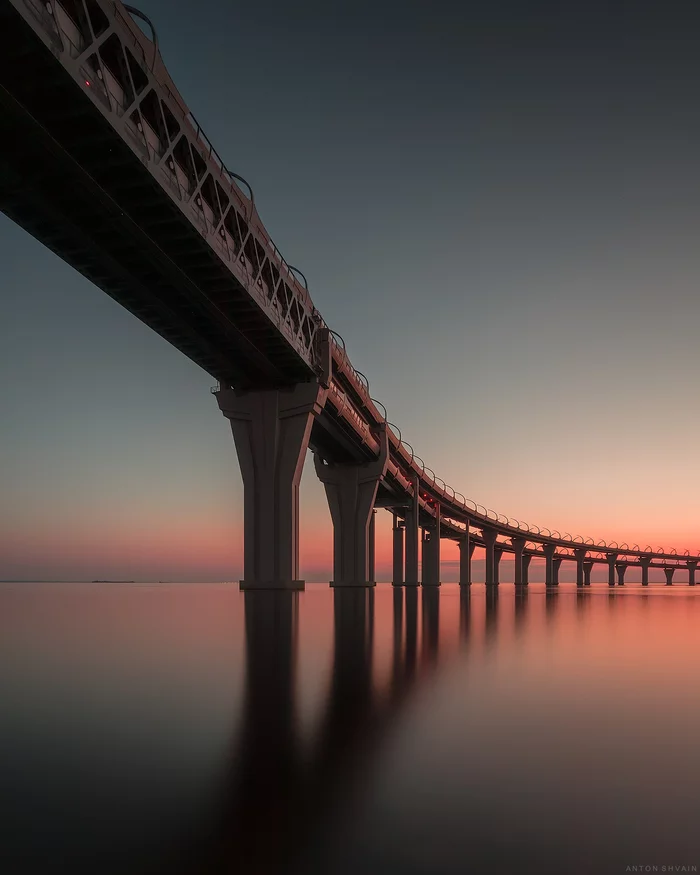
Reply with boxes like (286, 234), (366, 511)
(2, 583), (697, 875)
(186, 586), (445, 874)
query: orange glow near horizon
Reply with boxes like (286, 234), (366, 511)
(3, 452), (699, 581)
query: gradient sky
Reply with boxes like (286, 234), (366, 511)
(3, 0), (700, 581)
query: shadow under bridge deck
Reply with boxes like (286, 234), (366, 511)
(0, 0), (325, 391)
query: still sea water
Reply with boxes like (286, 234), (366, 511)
(1, 582), (699, 874)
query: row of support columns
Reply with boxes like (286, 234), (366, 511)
(612, 563), (695, 586)
(216, 381), (700, 590)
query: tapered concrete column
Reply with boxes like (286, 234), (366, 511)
(574, 548), (586, 587)
(543, 544), (556, 586)
(552, 556), (563, 586)
(521, 552), (532, 586)
(422, 529), (441, 586)
(640, 556), (651, 586)
(583, 560), (594, 586)
(494, 544), (504, 586)
(512, 538), (526, 586)
(458, 529), (475, 586)
(687, 560), (697, 586)
(369, 510), (376, 584)
(616, 563), (626, 586)
(314, 429), (389, 587)
(216, 381), (327, 590)
(404, 476), (420, 586)
(392, 514), (404, 587)
(482, 528), (498, 586)
(422, 504), (441, 586)
(607, 553), (618, 587)
(664, 567), (675, 586)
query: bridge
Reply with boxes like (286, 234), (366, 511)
(1, 0), (697, 589)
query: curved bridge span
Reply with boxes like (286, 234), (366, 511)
(1, 0), (695, 588)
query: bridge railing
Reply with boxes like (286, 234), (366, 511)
(27, 0), (324, 371)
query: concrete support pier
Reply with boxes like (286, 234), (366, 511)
(512, 538), (526, 586)
(494, 544), (504, 586)
(392, 514), (405, 587)
(664, 567), (675, 586)
(640, 556), (651, 586)
(574, 548), (586, 587)
(458, 529), (474, 587)
(616, 563), (627, 586)
(482, 529), (498, 586)
(607, 553), (618, 587)
(688, 560), (697, 587)
(404, 476), (421, 586)
(583, 560), (594, 586)
(521, 553), (532, 586)
(314, 429), (389, 587)
(552, 556), (563, 586)
(543, 544), (556, 586)
(216, 381), (327, 590)
(422, 506), (441, 586)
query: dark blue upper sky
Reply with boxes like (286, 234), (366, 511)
(3, 0), (700, 579)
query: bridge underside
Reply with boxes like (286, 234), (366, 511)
(0, 4), (313, 391)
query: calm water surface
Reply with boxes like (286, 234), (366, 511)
(1, 582), (699, 874)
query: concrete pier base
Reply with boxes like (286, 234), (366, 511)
(315, 430), (388, 588)
(216, 381), (327, 590)
(458, 530), (475, 586)
(640, 557), (651, 586)
(616, 563), (627, 586)
(607, 554), (618, 587)
(493, 544), (504, 586)
(512, 537), (526, 586)
(574, 548), (586, 587)
(422, 526), (441, 586)
(543, 544), (557, 586)
(552, 556), (563, 586)
(240, 579), (305, 590)
(583, 560), (594, 586)
(688, 560), (697, 587)
(664, 567), (675, 586)
(404, 476), (421, 586)
(482, 528), (498, 586)
(392, 515), (405, 587)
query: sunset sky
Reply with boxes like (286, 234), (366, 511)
(3, 0), (700, 581)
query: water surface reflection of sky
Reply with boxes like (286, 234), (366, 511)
(0, 582), (699, 874)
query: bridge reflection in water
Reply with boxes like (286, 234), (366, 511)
(170, 584), (700, 875)
(190, 586), (436, 874)
(2, 583), (700, 873)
